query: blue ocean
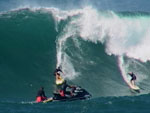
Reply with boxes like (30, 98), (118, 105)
(1, 0), (150, 113)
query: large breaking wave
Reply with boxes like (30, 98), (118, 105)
(1, 6), (150, 99)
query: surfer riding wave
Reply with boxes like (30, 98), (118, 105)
(128, 72), (137, 87)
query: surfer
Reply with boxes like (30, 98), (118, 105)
(54, 66), (63, 76)
(54, 71), (76, 97)
(128, 72), (137, 86)
(36, 87), (47, 103)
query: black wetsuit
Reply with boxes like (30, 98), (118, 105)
(37, 89), (46, 97)
(129, 73), (136, 81)
(54, 67), (62, 76)
(62, 81), (70, 93)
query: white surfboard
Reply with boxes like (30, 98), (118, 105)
(127, 81), (140, 90)
(43, 97), (53, 103)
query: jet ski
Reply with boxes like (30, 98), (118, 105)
(43, 86), (91, 103)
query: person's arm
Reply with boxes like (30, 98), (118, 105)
(68, 85), (76, 89)
(128, 73), (132, 76)
(54, 68), (63, 76)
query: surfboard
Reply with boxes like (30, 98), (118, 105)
(43, 97), (53, 103)
(128, 82), (140, 90)
(127, 81), (140, 93)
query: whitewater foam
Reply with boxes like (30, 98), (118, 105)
(76, 7), (150, 62)
(43, 6), (150, 81)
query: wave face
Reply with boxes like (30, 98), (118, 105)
(0, 9), (57, 98)
(1, 7), (150, 100)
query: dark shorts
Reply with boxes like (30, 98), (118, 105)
(131, 76), (136, 81)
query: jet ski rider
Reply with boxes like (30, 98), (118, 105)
(36, 87), (47, 102)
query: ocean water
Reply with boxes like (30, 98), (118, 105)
(1, 0), (150, 113)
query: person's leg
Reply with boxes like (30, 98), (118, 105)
(131, 80), (135, 86)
